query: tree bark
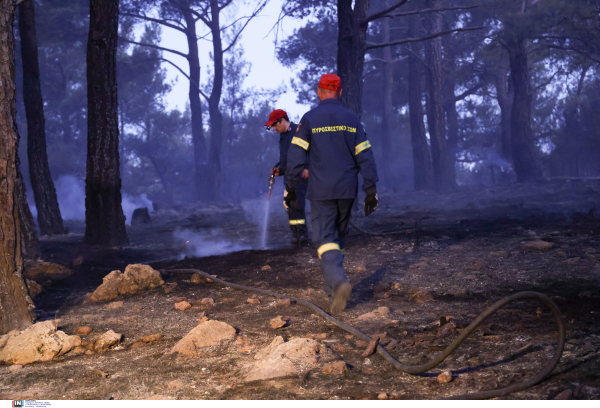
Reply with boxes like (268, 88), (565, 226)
(182, 9), (208, 201)
(424, 0), (456, 192)
(442, 33), (460, 151)
(380, 6), (396, 191)
(337, 0), (370, 117)
(495, 64), (513, 162)
(18, 0), (66, 236)
(506, 34), (541, 182)
(406, 16), (434, 191)
(205, 0), (224, 201)
(17, 165), (40, 260)
(0, 0), (35, 334)
(85, 0), (129, 246)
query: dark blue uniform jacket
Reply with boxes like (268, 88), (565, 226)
(286, 98), (378, 200)
(277, 123), (307, 184)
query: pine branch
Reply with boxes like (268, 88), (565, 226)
(119, 38), (189, 59)
(388, 4), (480, 18)
(363, 0), (409, 25)
(121, 12), (187, 34)
(366, 26), (484, 51)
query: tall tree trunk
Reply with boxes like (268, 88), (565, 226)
(205, 0), (224, 201)
(495, 65), (513, 162)
(380, 6), (395, 191)
(424, 0), (456, 192)
(406, 16), (433, 191)
(506, 35), (541, 182)
(0, 0), (35, 334)
(85, 0), (129, 246)
(183, 9), (207, 200)
(18, 0), (66, 236)
(17, 165), (40, 260)
(441, 35), (460, 151)
(337, 0), (370, 117)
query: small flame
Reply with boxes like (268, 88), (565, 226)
(186, 241), (190, 244)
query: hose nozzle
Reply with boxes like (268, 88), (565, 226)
(267, 173), (275, 199)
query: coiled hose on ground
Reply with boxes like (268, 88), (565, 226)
(168, 268), (566, 399)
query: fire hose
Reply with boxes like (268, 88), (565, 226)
(167, 268), (566, 399)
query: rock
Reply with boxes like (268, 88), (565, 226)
(246, 338), (333, 382)
(0, 321), (81, 365)
(585, 254), (596, 263)
(9, 364), (23, 372)
(378, 393), (388, 400)
(275, 298), (291, 307)
(254, 336), (285, 360)
(553, 251), (567, 258)
(354, 264), (367, 273)
(270, 316), (288, 329)
(170, 320), (236, 355)
(167, 380), (183, 389)
(467, 259), (486, 271)
(489, 251), (508, 258)
(173, 296), (187, 302)
(163, 282), (177, 294)
(175, 301), (191, 311)
(76, 326), (93, 336)
(361, 337), (379, 357)
(438, 371), (453, 383)
(586, 247), (596, 253)
(261, 265), (271, 271)
(578, 291), (592, 298)
(201, 298), (214, 305)
(357, 306), (390, 320)
(409, 261), (428, 269)
(438, 322), (456, 338)
(408, 289), (434, 303)
(190, 274), (203, 284)
(71, 346), (85, 355)
(26, 279), (42, 299)
(105, 301), (123, 310)
(374, 283), (390, 293)
(554, 389), (573, 400)
(71, 256), (84, 268)
(141, 334), (163, 343)
(385, 339), (399, 350)
(321, 361), (347, 375)
(93, 330), (122, 353)
(131, 207), (151, 226)
(89, 264), (164, 302)
(565, 257), (581, 265)
(521, 241), (554, 251)
(24, 262), (72, 285)
(247, 298), (260, 304)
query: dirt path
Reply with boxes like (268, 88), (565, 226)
(1, 181), (599, 400)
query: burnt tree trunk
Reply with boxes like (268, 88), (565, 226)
(183, 9), (207, 200)
(85, 0), (129, 246)
(506, 35), (541, 182)
(205, 0), (224, 201)
(18, 0), (66, 236)
(17, 165), (40, 260)
(337, 0), (370, 117)
(424, 0), (456, 192)
(380, 8), (396, 191)
(406, 16), (433, 191)
(0, 0), (35, 334)
(495, 65), (513, 162)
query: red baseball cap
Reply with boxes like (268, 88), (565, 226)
(265, 109), (288, 127)
(319, 73), (341, 91)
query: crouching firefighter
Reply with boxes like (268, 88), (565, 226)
(265, 109), (309, 245)
(285, 74), (379, 314)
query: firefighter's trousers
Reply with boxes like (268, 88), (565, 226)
(311, 199), (353, 296)
(286, 177), (308, 238)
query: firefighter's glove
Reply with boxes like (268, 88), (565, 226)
(283, 187), (297, 212)
(364, 193), (378, 216)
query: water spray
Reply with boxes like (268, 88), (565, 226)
(267, 173), (275, 200)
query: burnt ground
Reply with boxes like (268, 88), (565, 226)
(1, 180), (600, 400)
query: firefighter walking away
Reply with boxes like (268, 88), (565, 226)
(285, 73), (379, 314)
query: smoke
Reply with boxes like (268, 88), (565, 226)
(173, 228), (251, 257)
(28, 175), (153, 222)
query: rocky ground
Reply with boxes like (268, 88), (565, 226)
(1, 180), (599, 400)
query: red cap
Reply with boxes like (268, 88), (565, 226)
(265, 109), (288, 127)
(319, 73), (341, 91)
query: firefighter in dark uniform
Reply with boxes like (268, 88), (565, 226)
(285, 74), (379, 314)
(265, 109), (309, 244)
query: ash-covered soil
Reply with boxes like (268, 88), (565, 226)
(1, 180), (599, 400)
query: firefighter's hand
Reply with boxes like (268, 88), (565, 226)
(364, 194), (378, 216)
(271, 168), (280, 176)
(302, 169), (309, 179)
(283, 187), (297, 212)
